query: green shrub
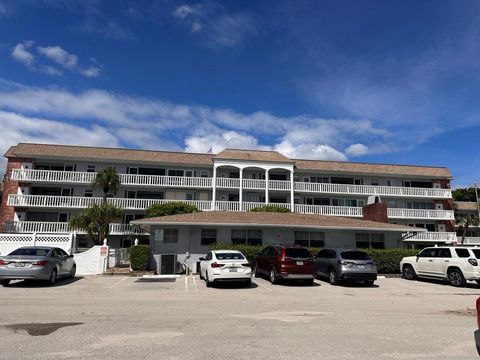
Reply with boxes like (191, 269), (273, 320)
(145, 202), (200, 218)
(130, 245), (150, 271)
(210, 244), (418, 274)
(210, 243), (264, 263)
(249, 205), (291, 213)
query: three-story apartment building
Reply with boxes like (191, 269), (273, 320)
(0, 143), (455, 248)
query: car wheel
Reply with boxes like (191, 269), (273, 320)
(0, 279), (10, 287)
(448, 269), (466, 287)
(364, 280), (374, 286)
(269, 268), (278, 285)
(254, 264), (260, 277)
(205, 272), (212, 288)
(476, 280), (480, 286)
(329, 269), (338, 285)
(402, 265), (416, 280)
(69, 265), (76, 279)
(49, 269), (57, 285)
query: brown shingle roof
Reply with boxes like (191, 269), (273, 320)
(5, 143), (215, 166)
(214, 149), (294, 163)
(454, 201), (479, 211)
(132, 211), (424, 233)
(295, 159), (451, 178)
(4, 143), (451, 178)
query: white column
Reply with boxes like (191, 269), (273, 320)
(239, 168), (243, 211)
(290, 170), (295, 212)
(211, 166), (217, 210)
(265, 169), (269, 205)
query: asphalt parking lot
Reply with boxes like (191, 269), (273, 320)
(0, 275), (478, 360)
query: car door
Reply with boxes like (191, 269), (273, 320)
(59, 248), (73, 274)
(52, 248), (65, 275)
(434, 248), (452, 277)
(257, 247), (272, 274)
(415, 248), (437, 276)
(201, 252), (212, 278)
(315, 249), (329, 276)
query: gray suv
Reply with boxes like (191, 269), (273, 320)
(315, 249), (377, 286)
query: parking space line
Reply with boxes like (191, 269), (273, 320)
(253, 278), (272, 292)
(184, 276), (189, 292)
(192, 275), (198, 291)
(109, 276), (128, 288)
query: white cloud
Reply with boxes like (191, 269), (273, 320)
(80, 66), (101, 78)
(11, 42), (35, 67)
(37, 46), (78, 69)
(173, 5), (199, 19)
(345, 143), (369, 156)
(185, 131), (269, 153)
(41, 66), (62, 77)
(274, 140), (348, 161)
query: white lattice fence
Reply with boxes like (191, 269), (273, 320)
(0, 233), (73, 256)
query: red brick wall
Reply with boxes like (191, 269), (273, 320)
(0, 158), (32, 231)
(362, 203), (388, 223)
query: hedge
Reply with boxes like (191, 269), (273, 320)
(249, 205), (291, 213)
(209, 243), (419, 274)
(130, 245), (150, 271)
(145, 202), (199, 218)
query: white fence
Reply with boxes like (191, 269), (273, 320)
(0, 233), (73, 256)
(74, 245), (109, 275)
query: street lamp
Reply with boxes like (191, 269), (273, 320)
(474, 182), (480, 220)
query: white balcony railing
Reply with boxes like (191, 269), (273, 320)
(11, 169), (212, 188)
(7, 195), (455, 220)
(294, 181), (452, 199)
(12, 169), (452, 199)
(4, 221), (147, 235)
(403, 232), (457, 242)
(7, 195), (212, 211)
(387, 208), (455, 220)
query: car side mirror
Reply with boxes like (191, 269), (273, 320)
(199, 257), (205, 261)
(69, 254), (74, 258)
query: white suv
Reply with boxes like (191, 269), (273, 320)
(400, 246), (480, 287)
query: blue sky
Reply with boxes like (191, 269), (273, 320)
(0, 0), (479, 187)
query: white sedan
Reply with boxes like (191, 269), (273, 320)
(199, 250), (252, 287)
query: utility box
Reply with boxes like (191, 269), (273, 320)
(153, 254), (177, 274)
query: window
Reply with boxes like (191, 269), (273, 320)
(215, 252), (245, 260)
(200, 171), (209, 178)
(455, 248), (471, 258)
(231, 229), (262, 246)
(64, 165), (75, 172)
(425, 224), (436, 232)
(84, 189), (93, 198)
(341, 251), (370, 260)
(186, 192), (195, 201)
(201, 229), (217, 246)
(355, 233), (385, 249)
(354, 178), (363, 185)
(406, 202), (434, 210)
(121, 239), (133, 248)
(86, 165), (96, 173)
(61, 188), (73, 196)
(58, 213), (69, 222)
(285, 248), (312, 258)
(418, 248), (436, 257)
(332, 198), (363, 207)
(294, 231), (325, 247)
(437, 248), (451, 258)
(168, 169), (184, 177)
(185, 170), (194, 177)
(163, 229), (179, 243)
(10, 248), (50, 256)
(128, 167), (138, 174)
(205, 252), (212, 261)
(138, 168), (165, 176)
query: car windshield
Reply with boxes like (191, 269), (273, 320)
(341, 251), (370, 260)
(8, 248), (50, 256)
(215, 252), (245, 260)
(285, 248), (312, 258)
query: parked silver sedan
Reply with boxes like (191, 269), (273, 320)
(0, 246), (76, 286)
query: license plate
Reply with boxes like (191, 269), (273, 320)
(357, 265), (365, 269)
(229, 268), (238, 272)
(14, 263), (25, 267)
(296, 261), (303, 266)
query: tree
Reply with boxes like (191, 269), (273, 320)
(69, 203), (124, 245)
(249, 205), (291, 213)
(456, 214), (480, 245)
(452, 187), (478, 202)
(91, 166), (121, 204)
(144, 202), (200, 218)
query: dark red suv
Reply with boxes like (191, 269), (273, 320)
(254, 244), (315, 285)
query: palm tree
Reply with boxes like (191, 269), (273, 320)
(456, 214), (480, 245)
(91, 167), (121, 204)
(69, 203), (124, 245)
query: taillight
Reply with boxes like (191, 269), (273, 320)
(476, 297), (480, 329)
(210, 262), (224, 268)
(0, 259), (8, 265)
(469, 258), (478, 266)
(32, 260), (49, 266)
(242, 263), (251, 267)
(338, 260), (354, 267)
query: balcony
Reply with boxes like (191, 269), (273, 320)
(294, 181), (452, 199)
(4, 221), (147, 235)
(403, 232), (457, 243)
(11, 169), (212, 188)
(7, 195), (455, 220)
(11, 169), (452, 199)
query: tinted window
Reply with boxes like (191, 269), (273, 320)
(472, 250), (480, 259)
(456, 248), (471, 258)
(9, 248), (50, 256)
(437, 248), (451, 258)
(263, 247), (275, 256)
(418, 248), (436, 257)
(316, 249), (329, 258)
(341, 251), (370, 260)
(215, 252), (245, 260)
(285, 248), (312, 258)
(205, 252), (212, 261)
